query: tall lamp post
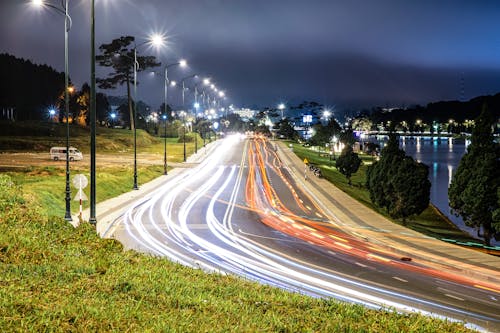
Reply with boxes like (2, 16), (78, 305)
(32, 0), (73, 222)
(278, 103), (286, 119)
(130, 35), (165, 190)
(179, 75), (198, 161)
(89, 0), (96, 224)
(162, 60), (186, 174)
(162, 114), (168, 175)
(179, 111), (187, 162)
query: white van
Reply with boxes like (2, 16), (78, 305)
(50, 147), (83, 161)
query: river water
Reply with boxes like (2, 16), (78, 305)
(371, 136), (486, 241)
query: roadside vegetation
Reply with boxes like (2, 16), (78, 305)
(0, 121), (207, 217)
(286, 141), (487, 245)
(0, 174), (474, 332)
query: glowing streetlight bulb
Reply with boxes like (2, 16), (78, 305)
(218, 91), (225, 98)
(150, 33), (165, 47)
(203, 78), (210, 85)
(32, 0), (43, 6)
(179, 59), (187, 67)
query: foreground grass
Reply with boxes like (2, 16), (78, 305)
(286, 141), (480, 244)
(0, 175), (474, 332)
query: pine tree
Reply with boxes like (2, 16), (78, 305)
(366, 133), (430, 221)
(449, 105), (500, 245)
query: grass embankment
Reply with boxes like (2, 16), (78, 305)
(286, 141), (480, 244)
(0, 175), (474, 332)
(0, 121), (207, 217)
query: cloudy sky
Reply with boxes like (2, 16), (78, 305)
(2, 0), (500, 111)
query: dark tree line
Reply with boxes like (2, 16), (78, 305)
(357, 94), (500, 133)
(0, 53), (64, 120)
(0, 53), (111, 125)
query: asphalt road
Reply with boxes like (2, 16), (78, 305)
(110, 135), (500, 332)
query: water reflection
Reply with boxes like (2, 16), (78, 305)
(397, 137), (481, 239)
(371, 136), (482, 240)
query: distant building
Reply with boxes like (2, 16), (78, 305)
(1, 107), (15, 121)
(233, 108), (256, 120)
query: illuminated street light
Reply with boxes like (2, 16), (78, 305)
(33, 0), (73, 222)
(278, 103), (286, 119)
(155, 59), (186, 174)
(130, 34), (165, 190)
(48, 108), (56, 118)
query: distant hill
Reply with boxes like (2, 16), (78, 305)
(365, 93), (500, 129)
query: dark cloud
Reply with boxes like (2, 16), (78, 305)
(1, 0), (500, 110)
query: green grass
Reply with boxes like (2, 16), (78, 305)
(286, 141), (480, 244)
(0, 174), (474, 332)
(0, 120), (206, 155)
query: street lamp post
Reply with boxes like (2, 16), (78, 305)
(150, 59), (186, 174)
(278, 103), (285, 119)
(132, 46), (139, 189)
(130, 36), (165, 189)
(33, 0), (73, 222)
(180, 111), (187, 162)
(162, 114), (168, 175)
(89, 0), (96, 225)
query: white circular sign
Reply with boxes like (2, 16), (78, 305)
(72, 174), (88, 189)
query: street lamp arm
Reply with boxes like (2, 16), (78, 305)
(36, 1), (72, 31)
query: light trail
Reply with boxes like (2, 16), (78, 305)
(115, 135), (499, 331)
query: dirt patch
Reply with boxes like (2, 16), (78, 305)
(0, 152), (164, 169)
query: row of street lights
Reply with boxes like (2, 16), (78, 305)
(33, 0), (229, 224)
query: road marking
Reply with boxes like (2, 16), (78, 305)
(311, 232), (325, 239)
(392, 276), (408, 283)
(329, 234), (348, 242)
(189, 223), (209, 229)
(445, 294), (465, 301)
(355, 262), (368, 268)
(335, 242), (353, 250)
(367, 253), (391, 263)
(474, 284), (500, 294)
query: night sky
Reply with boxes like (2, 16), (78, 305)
(2, 0), (500, 111)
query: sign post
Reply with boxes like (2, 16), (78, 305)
(72, 174), (88, 219)
(303, 158), (309, 180)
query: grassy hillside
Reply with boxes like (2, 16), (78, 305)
(0, 120), (162, 153)
(0, 174), (474, 332)
(1, 121), (205, 217)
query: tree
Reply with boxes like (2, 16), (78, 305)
(335, 144), (361, 185)
(277, 119), (298, 140)
(76, 83), (90, 126)
(448, 105), (500, 245)
(351, 116), (373, 132)
(366, 133), (430, 222)
(96, 36), (160, 131)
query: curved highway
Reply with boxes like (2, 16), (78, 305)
(112, 135), (500, 332)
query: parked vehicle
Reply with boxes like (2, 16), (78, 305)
(49, 147), (83, 161)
